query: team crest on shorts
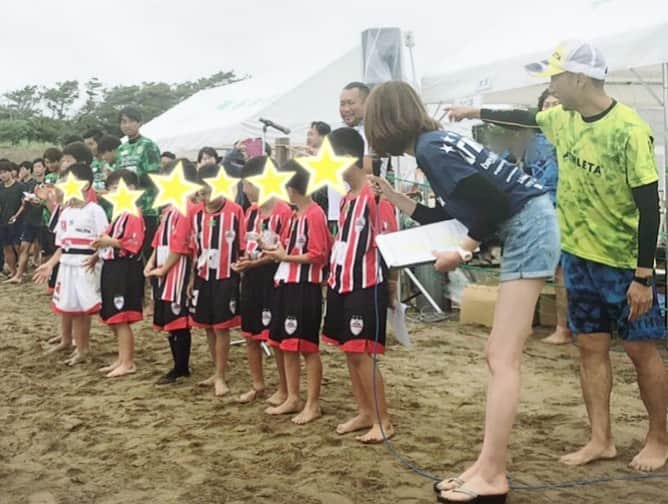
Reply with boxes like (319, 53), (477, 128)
(354, 217), (366, 232)
(350, 316), (364, 336)
(284, 316), (298, 335)
(114, 295), (125, 310)
(171, 302), (181, 315)
(229, 299), (237, 314)
(262, 309), (272, 327)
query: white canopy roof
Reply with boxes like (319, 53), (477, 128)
(142, 47), (361, 154)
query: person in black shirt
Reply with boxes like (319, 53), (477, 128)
(0, 160), (25, 277)
(6, 174), (43, 283)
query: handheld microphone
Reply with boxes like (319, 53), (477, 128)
(259, 118), (291, 135)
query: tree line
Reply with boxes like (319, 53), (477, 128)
(0, 71), (243, 145)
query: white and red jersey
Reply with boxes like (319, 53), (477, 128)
(275, 202), (332, 285)
(378, 199), (399, 234)
(192, 200), (246, 281)
(151, 205), (193, 302)
(55, 202), (109, 266)
(328, 184), (384, 294)
(244, 200), (292, 258)
(100, 211), (146, 261)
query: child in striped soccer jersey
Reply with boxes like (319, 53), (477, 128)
(263, 161), (332, 424)
(233, 156), (292, 405)
(33, 163), (109, 366)
(188, 164), (246, 397)
(322, 128), (395, 443)
(88, 170), (145, 378)
(144, 160), (199, 385)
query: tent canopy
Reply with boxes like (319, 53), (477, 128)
(142, 47), (361, 154)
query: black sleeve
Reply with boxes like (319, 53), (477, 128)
(453, 174), (512, 241)
(410, 202), (451, 225)
(631, 182), (659, 269)
(480, 108), (540, 130)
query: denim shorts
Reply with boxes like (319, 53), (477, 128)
(562, 252), (666, 341)
(497, 194), (560, 282)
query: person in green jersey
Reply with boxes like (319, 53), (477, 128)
(84, 128), (108, 192)
(448, 40), (667, 485)
(114, 106), (161, 259)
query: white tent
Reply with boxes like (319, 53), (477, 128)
(142, 47), (361, 155)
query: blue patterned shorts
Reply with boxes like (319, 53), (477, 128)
(562, 252), (666, 341)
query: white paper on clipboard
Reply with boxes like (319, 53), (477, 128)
(375, 220), (469, 268)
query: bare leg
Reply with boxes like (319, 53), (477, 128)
(198, 330), (217, 386)
(354, 352), (394, 444)
(3, 246), (17, 277)
(266, 351), (302, 415)
(336, 353), (374, 435)
(107, 323), (136, 378)
(66, 315), (91, 366)
(6, 242), (30, 283)
(239, 340), (266, 403)
(624, 341), (668, 471)
(560, 332), (617, 466)
(48, 314), (74, 353)
(440, 279), (543, 500)
(266, 348), (288, 406)
(293, 352), (323, 425)
(543, 267), (572, 345)
(99, 326), (121, 372)
(213, 329), (231, 397)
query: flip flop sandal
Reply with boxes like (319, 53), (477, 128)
(436, 485), (507, 504)
(433, 477), (464, 494)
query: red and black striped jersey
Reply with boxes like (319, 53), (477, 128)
(100, 211), (146, 261)
(378, 199), (399, 234)
(244, 200), (292, 258)
(328, 184), (384, 294)
(151, 205), (193, 302)
(192, 200), (246, 281)
(274, 202), (332, 285)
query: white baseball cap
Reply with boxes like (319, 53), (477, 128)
(525, 40), (608, 80)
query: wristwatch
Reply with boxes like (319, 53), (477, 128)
(633, 275), (654, 287)
(456, 246), (473, 263)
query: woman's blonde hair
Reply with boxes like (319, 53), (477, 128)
(364, 81), (441, 156)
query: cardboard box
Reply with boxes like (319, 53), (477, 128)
(459, 284), (500, 328)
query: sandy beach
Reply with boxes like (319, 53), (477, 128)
(1, 280), (667, 504)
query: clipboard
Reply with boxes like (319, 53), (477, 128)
(375, 220), (469, 268)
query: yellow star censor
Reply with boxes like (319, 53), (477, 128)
(245, 157), (294, 206)
(102, 178), (144, 221)
(55, 172), (88, 203)
(295, 136), (355, 195)
(203, 166), (237, 201)
(149, 161), (201, 215)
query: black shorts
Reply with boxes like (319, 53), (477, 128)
(39, 227), (57, 256)
(190, 274), (241, 330)
(269, 282), (323, 353)
(19, 222), (41, 244)
(322, 284), (388, 354)
(142, 215), (159, 261)
(100, 257), (144, 325)
(0, 224), (20, 248)
(240, 263), (277, 340)
(47, 263), (59, 293)
(152, 264), (191, 332)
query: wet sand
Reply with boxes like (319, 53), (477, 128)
(1, 281), (667, 503)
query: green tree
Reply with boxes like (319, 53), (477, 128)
(3, 85), (41, 119)
(42, 80), (80, 119)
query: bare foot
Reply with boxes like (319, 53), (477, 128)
(238, 388), (265, 404)
(560, 440), (617, 466)
(356, 423), (395, 444)
(542, 327), (572, 345)
(65, 351), (90, 367)
(439, 474), (509, 502)
(266, 390), (287, 407)
(292, 403), (322, 425)
(629, 441), (668, 472)
(336, 414), (373, 435)
(214, 378), (230, 397)
(47, 336), (62, 345)
(197, 375), (216, 387)
(46, 342), (73, 354)
(265, 398), (303, 416)
(99, 361), (120, 373)
(5, 275), (22, 284)
(107, 364), (136, 378)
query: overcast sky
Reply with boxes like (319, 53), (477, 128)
(1, 0), (665, 93)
